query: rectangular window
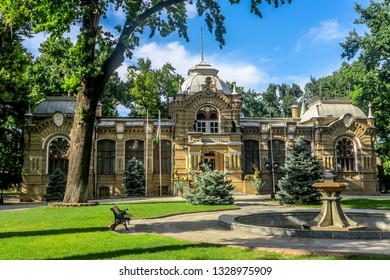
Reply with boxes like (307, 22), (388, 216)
(243, 140), (260, 176)
(210, 122), (219, 133)
(97, 140), (116, 174)
(268, 140), (285, 167)
(197, 122), (206, 133)
(153, 140), (172, 173)
(125, 140), (145, 168)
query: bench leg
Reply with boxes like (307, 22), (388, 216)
(123, 222), (128, 230)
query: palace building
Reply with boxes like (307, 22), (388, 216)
(21, 60), (379, 201)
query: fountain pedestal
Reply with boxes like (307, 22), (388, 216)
(303, 182), (366, 231)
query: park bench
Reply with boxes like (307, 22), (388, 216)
(110, 205), (132, 230)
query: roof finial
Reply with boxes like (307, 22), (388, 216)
(232, 80), (237, 95)
(300, 98), (306, 117)
(368, 102), (374, 118)
(201, 27), (205, 63)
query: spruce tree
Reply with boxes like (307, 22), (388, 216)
(183, 164), (235, 205)
(44, 168), (67, 202)
(277, 137), (323, 204)
(123, 158), (145, 196)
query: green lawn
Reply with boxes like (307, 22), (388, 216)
(0, 200), (389, 260)
(289, 198), (390, 210)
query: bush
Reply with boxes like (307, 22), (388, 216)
(277, 137), (322, 204)
(182, 164), (234, 205)
(44, 168), (66, 202)
(123, 158), (145, 196)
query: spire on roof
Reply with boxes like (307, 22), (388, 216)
(201, 28), (205, 63)
(368, 102), (374, 118)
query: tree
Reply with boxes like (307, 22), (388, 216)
(44, 168), (67, 202)
(183, 163), (234, 205)
(277, 137), (323, 204)
(1, 0), (292, 203)
(101, 72), (131, 116)
(261, 84), (282, 117)
(228, 82), (267, 117)
(128, 58), (183, 117)
(278, 83), (302, 117)
(0, 11), (32, 200)
(28, 36), (76, 104)
(123, 158), (145, 196)
(340, 0), (390, 175)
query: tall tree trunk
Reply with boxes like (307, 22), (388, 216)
(63, 85), (99, 203)
(63, 1), (101, 203)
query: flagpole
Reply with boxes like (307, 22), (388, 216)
(145, 109), (148, 196)
(158, 110), (162, 196)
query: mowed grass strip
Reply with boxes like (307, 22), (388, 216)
(0, 200), (389, 260)
(280, 198), (390, 210)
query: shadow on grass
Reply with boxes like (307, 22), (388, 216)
(49, 243), (223, 260)
(0, 226), (109, 239)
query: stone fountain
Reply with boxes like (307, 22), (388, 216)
(302, 182), (366, 231)
(218, 178), (390, 239)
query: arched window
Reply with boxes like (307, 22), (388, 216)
(268, 140), (285, 167)
(125, 139), (144, 167)
(243, 140), (260, 175)
(336, 138), (355, 172)
(195, 105), (219, 133)
(153, 140), (172, 173)
(97, 140), (116, 174)
(48, 137), (70, 174)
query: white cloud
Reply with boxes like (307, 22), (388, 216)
(133, 41), (198, 76)
(296, 20), (347, 52)
(130, 41), (275, 91)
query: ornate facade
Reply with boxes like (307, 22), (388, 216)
(21, 60), (379, 201)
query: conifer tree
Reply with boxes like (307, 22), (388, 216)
(123, 158), (145, 196)
(183, 164), (234, 205)
(44, 168), (67, 202)
(277, 137), (323, 204)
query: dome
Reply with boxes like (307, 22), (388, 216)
(33, 96), (76, 117)
(300, 99), (367, 123)
(179, 61), (232, 95)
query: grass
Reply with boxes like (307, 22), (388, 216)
(0, 200), (389, 260)
(341, 198), (390, 210)
(285, 198), (390, 210)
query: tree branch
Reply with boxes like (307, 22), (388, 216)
(100, 0), (186, 87)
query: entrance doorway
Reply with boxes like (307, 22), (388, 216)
(203, 152), (216, 170)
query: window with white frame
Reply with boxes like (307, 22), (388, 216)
(196, 105), (219, 133)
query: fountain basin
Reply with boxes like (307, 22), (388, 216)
(218, 209), (390, 239)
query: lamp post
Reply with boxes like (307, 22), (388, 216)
(265, 160), (278, 199)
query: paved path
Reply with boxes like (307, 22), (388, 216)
(2, 194), (390, 256)
(118, 195), (390, 257)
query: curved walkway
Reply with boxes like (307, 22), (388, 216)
(2, 194), (390, 256)
(118, 195), (390, 256)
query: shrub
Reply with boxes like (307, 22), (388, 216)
(44, 168), (66, 202)
(277, 137), (323, 204)
(182, 164), (234, 205)
(123, 158), (145, 196)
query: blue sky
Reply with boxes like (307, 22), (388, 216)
(24, 0), (371, 93)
